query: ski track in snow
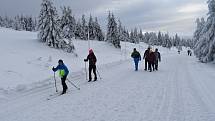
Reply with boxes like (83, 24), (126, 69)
(1, 52), (215, 121)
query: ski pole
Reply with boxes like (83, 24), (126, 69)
(84, 61), (88, 80)
(67, 79), (80, 90)
(96, 68), (102, 80)
(54, 72), (58, 92)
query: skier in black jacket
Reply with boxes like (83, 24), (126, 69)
(84, 49), (97, 82)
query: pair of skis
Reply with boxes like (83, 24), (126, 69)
(47, 75), (80, 100)
(47, 93), (63, 100)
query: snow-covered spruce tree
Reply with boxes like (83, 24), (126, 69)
(173, 34), (180, 47)
(75, 20), (82, 39)
(133, 28), (139, 43)
(88, 15), (95, 40)
(60, 6), (76, 39)
(157, 31), (163, 46)
(117, 20), (130, 42)
(30, 17), (37, 31)
(148, 32), (157, 46)
(13, 15), (21, 30)
(3, 16), (13, 28)
(60, 6), (76, 53)
(164, 33), (172, 49)
(143, 32), (150, 43)
(138, 29), (144, 42)
(106, 12), (120, 48)
(194, 0), (215, 62)
(38, 0), (63, 48)
(130, 29), (135, 43)
(81, 14), (88, 40)
(124, 28), (131, 42)
(117, 19), (124, 42)
(106, 11), (112, 43)
(162, 33), (167, 47)
(193, 18), (205, 49)
(94, 17), (104, 41)
(0, 16), (3, 27)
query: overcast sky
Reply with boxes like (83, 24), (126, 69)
(0, 0), (208, 36)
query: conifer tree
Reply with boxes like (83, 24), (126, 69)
(38, 0), (63, 48)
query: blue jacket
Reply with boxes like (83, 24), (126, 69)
(53, 64), (69, 76)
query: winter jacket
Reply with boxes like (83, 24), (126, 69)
(143, 49), (150, 60)
(53, 64), (69, 77)
(131, 51), (141, 60)
(148, 51), (156, 63)
(86, 53), (97, 65)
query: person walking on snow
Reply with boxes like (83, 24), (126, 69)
(143, 46), (151, 71)
(154, 48), (161, 70)
(52, 59), (69, 95)
(148, 49), (156, 72)
(131, 48), (141, 71)
(84, 49), (97, 82)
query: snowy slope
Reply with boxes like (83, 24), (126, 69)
(0, 28), (130, 90)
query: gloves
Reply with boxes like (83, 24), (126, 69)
(52, 67), (55, 71)
(84, 59), (87, 62)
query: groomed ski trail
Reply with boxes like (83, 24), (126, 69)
(1, 53), (215, 121)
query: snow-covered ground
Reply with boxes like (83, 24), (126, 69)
(0, 28), (133, 90)
(1, 28), (215, 121)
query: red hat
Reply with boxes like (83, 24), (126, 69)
(89, 49), (93, 54)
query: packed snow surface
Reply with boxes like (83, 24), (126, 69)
(0, 28), (215, 121)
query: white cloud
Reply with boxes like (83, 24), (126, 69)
(93, 0), (144, 15)
(178, 3), (207, 13)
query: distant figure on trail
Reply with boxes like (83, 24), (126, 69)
(143, 46), (151, 71)
(178, 50), (180, 54)
(84, 49), (97, 82)
(148, 49), (156, 72)
(52, 59), (69, 95)
(131, 48), (141, 71)
(187, 50), (192, 56)
(154, 48), (161, 71)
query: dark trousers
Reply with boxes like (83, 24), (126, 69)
(145, 59), (148, 70)
(61, 75), (68, 93)
(89, 65), (97, 81)
(155, 60), (159, 70)
(148, 62), (155, 72)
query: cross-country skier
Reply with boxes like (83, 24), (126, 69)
(154, 48), (161, 70)
(131, 48), (141, 71)
(52, 59), (69, 95)
(143, 46), (151, 71)
(84, 49), (97, 82)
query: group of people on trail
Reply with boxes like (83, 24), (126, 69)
(52, 49), (97, 95)
(131, 46), (161, 72)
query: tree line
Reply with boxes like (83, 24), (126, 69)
(0, 0), (192, 52)
(0, 15), (37, 31)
